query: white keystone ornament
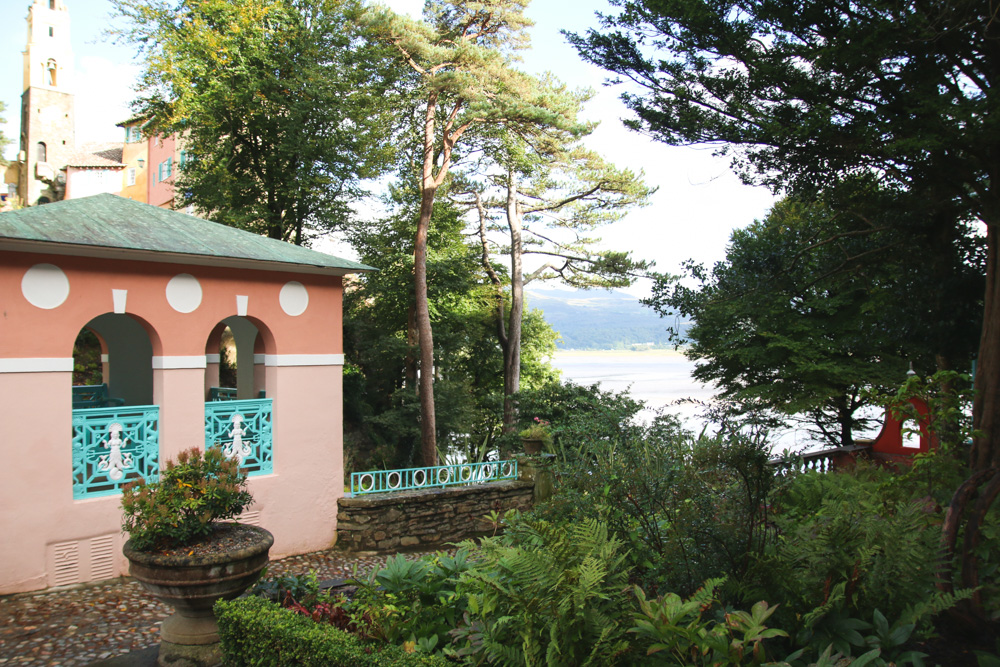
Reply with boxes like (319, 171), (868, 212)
(98, 422), (133, 481)
(224, 413), (252, 465)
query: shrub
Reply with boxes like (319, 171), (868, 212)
(749, 466), (957, 655)
(535, 422), (781, 599)
(215, 596), (449, 666)
(349, 549), (472, 649)
(453, 515), (636, 666)
(121, 447), (253, 551)
(630, 578), (789, 665)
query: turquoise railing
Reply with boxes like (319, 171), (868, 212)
(205, 398), (273, 476)
(72, 405), (160, 499)
(350, 460), (518, 496)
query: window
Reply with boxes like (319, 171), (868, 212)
(48, 26), (54, 37)
(179, 150), (187, 168)
(49, 0), (55, 9)
(165, 157), (173, 178)
(36, 141), (47, 162)
(127, 168), (136, 186)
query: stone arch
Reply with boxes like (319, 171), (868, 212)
(70, 313), (161, 406)
(203, 316), (276, 401)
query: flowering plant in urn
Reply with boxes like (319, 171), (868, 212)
(519, 417), (553, 454)
(120, 447), (271, 664)
(121, 446), (254, 551)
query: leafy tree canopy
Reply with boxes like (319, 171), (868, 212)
(647, 191), (982, 446)
(570, 0), (1000, 470)
(343, 182), (559, 468)
(109, 0), (400, 243)
(0, 101), (10, 167)
(364, 0), (597, 463)
(568, 0), (998, 207)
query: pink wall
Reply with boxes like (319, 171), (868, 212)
(147, 134), (177, 208)
(0, 250), (346, 594)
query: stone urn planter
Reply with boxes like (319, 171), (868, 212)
(124, 523), (273, 666)
(119, 447), (266, 667)
(518, 418), (552, 456)
(521, 437), (545, 455)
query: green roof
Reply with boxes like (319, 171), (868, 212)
(0, 194), (373, 275)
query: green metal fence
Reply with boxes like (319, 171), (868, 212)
(205, 398), (273, 476)
(350, 460), (518, 496)
(72, 405), (160, 499)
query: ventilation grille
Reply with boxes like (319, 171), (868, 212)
(239, 511), (261, 526)
(90, 535), (115, 580)
(51, 541), (80, 588)
(47, 532), (122, 588)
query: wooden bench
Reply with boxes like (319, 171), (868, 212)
(208, 387), (238, 401)
(72, 383), (126, 409)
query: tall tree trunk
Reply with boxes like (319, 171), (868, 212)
(405, 304), (418, 388)
(972, 223), (1000, 471)
(415, 95), (439, 466)
(503, 171), (525, 432)
(475, 193), (514, 432)
(837, 398), (853, 448)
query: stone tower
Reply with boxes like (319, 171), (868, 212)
(19, 0), (76, 205)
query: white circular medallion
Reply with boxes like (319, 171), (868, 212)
(279, 281), (309, 316)
(165, 274), (203, 313)
(21, 263), (70, 309)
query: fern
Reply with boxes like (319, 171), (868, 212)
(454, 516), (634, 666)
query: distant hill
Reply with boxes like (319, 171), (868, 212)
(525, 287), (691, 350)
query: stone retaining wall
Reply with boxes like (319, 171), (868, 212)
(335, 480), (535, 552)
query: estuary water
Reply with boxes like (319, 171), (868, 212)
(549, 349), (821, 450)
(550, 350), (714, 430)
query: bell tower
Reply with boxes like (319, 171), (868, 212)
(19, 0), (76, 205)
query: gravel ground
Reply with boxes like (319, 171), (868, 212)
(0, 547), (436, 666)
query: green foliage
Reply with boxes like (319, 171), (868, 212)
(343, 185), (559, 469)
(571, 0), (1000, 470)
(72, 329), (104, 386)
(644, 195), (981, 448)
(249, 569), (321, 606)
(533, 410), (780, 599)
(512, 381), (648, 465)
(120, 447), (253, 551)
(0, 101), (10, 168)
(453, 516), (635, 666)
(750, 466), (960, 655)
(215, 595), (449, 666)
(348, 549), (472, 649)
(109, 0), (398, 243)
(630, 578), (788, 665)
(518, 418), (553, 446)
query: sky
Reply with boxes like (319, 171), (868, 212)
(0, 0), (777, 296)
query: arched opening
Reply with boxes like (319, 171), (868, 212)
(45, 59), (57, 86)
(37, 141), (47, 163)
(203, 316), (273, 476)
(70, 314), (158, 499)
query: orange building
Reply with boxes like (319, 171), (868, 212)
(116, 115), (149, 203)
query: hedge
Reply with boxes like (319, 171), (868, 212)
(215, 596), (450, 666)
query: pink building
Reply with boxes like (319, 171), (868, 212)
(148, 134), (178, 208)
(0, 194), (371, 595)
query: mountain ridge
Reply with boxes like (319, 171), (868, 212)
(525, 287), (689, 350)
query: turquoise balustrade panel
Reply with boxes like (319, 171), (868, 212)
(351, 460), (518, 496)
(72, 405), (160, 499)
(204, 398), (273, 476)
